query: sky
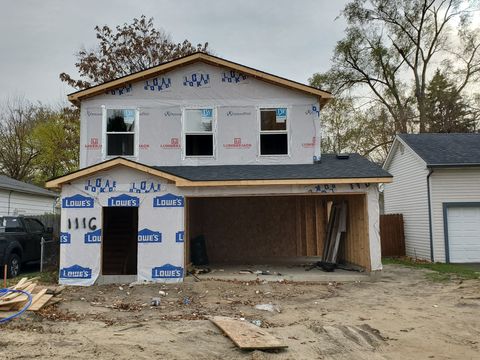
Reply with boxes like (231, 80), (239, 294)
(0, 0), (349, 105)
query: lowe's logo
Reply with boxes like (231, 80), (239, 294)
(152, 264), (184, 279)
(183, 72), (210, 87)
(60, 265), (92, 279)
(176, 231), (184, 243)
(62, 194), (94, 208)
(138, 228), (162, 243)
(108, 194), (140, 207)
(60, 232), (71, 244)
(84, 229), (101, 244)
(153, 193), (184, 208)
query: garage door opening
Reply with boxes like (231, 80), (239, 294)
(186, 194), (371, 271)
(102, 207), (138, 275)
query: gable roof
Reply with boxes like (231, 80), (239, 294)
(45, 155), (392, 189)
(67, 52), (332, 106)
(398, 133), (480, 167)
(0, 175), (58, 198)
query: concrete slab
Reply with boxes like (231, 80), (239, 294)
(95, 275), (137, 285)
(192, 264), (372, 283)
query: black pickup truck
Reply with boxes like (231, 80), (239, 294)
(0, 216), (53, 278)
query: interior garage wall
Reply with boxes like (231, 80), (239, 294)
(187, 194), (370, 269)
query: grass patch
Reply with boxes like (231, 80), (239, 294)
(383, 257), (480, 281)
(4, 270), (58, 287)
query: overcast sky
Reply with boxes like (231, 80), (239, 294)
(0, 0), (348, 105)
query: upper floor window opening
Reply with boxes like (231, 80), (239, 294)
(104, 108), (138, 157)
(259, 107), (288, 156)
(183, 108), (215, 157)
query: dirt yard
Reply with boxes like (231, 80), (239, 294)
(1, 264), (479, 359)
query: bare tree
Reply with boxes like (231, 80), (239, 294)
(0, 97), (40, 181)
(313, 0), (480, 133)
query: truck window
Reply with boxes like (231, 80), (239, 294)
(0, 217), (25, 232)
(24, 218), (45, 233)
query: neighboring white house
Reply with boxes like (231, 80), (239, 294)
(46, 52), (392, 286)
(0, 175), (58, 216)
(384, 133), (480, 263)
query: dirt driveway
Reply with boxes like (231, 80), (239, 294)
(1, 264), (479, 359)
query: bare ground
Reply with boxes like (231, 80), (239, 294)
(1, 264), (479, 360)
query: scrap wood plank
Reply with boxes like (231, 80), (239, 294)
(28, 294), (53, 311)
(14, 277), (28, 288)
(210, 316), (287, 350)
(0, 283), (36, 303)
(1, 283), (30, 301)
(28, 289), (48, 308)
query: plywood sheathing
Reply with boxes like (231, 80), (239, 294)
(186, 194), (370, 270)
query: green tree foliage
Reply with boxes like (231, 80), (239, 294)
(425, 70), (477, 132)
(30, 107), (80, 185)
(0, 98), (80, 185)
(60, 15), (210, 89)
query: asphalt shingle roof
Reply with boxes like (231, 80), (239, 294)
(155, 154), (391, 181)
(0, 175), (58, 197)
(399, 133), (480, 167)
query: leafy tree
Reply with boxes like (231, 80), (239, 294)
(60, 15), (210, 89)
(425, 70), (475, 132)
(0, 98), (39, 181)
(312, 0), (480, 133)
(0, 98), (80, 185)
(30, 106), (80, 185)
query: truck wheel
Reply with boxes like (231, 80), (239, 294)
(7, 253), (21, 278)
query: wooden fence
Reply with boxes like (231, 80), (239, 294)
(380, 214), (405, 257)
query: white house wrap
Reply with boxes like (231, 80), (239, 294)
(59, 167), (184, 285)
(48, 53), (391, 286)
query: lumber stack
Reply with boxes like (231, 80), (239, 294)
(0, 277), (63, 312)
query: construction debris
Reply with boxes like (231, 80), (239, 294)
(0, 277), (63, 319)
(210, 316), (287, 350)
(254, 303), (281, 313)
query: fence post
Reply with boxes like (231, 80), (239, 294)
(40, 236), (45, 273)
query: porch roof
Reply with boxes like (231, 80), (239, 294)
(46, 155), (391, 189)
(155, 154), (391, 182)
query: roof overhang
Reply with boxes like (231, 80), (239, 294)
(427, 163), (480, 168)
(46, 158), (391, 190)
(67, 52), (333, 107)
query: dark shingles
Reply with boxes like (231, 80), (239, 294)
(0, 175), (58, 197)
(399, 133), (480, 167)
(154, 154), (391, 181)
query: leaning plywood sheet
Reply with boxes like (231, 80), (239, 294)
(211, 316), (287, 350)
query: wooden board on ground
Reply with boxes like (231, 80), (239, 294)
(29, 289), (48, 307)
(28, 294), (53, 311)
(210, 316), (288, 350)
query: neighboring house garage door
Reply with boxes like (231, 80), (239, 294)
(445, 205), (480, 263)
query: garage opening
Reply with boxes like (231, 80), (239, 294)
(186, 194), (371, 271)
(102, 207), (138, 275)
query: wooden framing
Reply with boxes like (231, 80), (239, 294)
(185, 193), (371, 270)
(175, 177), (392, 187)
(45, 157), (181, 189)
(67, 52), (333, 107)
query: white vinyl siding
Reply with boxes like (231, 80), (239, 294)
(384, 142), (430, 259)
(0, 189), (57, 217)
(430, 168), (480, 262)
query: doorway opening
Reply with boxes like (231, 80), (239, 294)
(102, 207), (138, 275)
